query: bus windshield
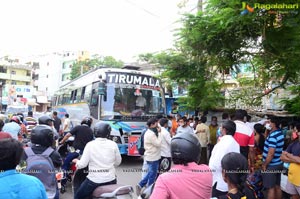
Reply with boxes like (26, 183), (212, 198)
(101, 85), (164, 120)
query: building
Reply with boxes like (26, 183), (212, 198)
(0, 58), (33, 112)
(30, 51), (90, 111)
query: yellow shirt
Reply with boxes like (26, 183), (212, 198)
(288, 163), (300, 186)
(209, 125), (218, 145)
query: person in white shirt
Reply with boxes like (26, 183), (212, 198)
(209, 120), (240, 197)
(176, 116), (194, 134)
(158, 118), (172, 173)
(73, 122), (122, 199)
(136, 95), (147, 109)
(136, 117), (162, 196)
(63, 113), (71, 136)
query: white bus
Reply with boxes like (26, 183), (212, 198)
(52, 67), (166, 156)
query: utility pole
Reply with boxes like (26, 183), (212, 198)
(197, 0), (203, 12)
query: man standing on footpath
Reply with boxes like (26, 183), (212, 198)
(262, 116), (284, 199)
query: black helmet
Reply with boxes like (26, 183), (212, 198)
(94, 122), (111, 138)
(81, 117), (93, 127)
(38, 115), (54, 126)
(31, 125), (54, 147)
(171, 133), (201, 164)
(16, 113), (24, 123)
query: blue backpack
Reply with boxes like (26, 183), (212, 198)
(24, 147), (57, 199)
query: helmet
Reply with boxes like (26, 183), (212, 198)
(10, 116), (21, 124)
(171, 133), (201, 164)
(38, 115), (54, 126)
(16, 113), (24, 123)
(94, 122), (111, 138)
(31, 125), (54, 147)
(81, 117), (93, 127)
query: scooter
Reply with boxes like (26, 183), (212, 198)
(73, 167), (134, 199)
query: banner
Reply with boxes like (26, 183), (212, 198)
(128, 135), (140, 156)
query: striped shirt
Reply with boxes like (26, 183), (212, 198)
(263, 129), (284, 166)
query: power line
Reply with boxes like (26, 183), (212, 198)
(123, 0), (160, 18)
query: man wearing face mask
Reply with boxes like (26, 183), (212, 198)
(176, 116), (194, 135)
(136, 117), (162, 196)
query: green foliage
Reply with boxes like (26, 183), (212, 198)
(280, 85), (300, 115)
(70, 56), (124, 80)
(139, 0), (300, 114)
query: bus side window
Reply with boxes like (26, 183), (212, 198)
(81, 87), (85, 101)
(73, 89), (78, 103)
(70, 91), (74, 103)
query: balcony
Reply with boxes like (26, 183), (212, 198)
(0, 73), (31, 82)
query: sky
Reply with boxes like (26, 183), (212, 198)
(0, 0), (196, 62)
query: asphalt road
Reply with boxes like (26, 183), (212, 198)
(60, 155), (144, 199)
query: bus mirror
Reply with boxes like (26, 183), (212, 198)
(98, 81), (106, 95)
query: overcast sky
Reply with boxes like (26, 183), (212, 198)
(0, 0), (197, 62)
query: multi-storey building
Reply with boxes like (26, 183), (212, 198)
(0, 60), (33, 111)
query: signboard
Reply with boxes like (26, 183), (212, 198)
(127, 135), (140, 156)
(106, 72), (161, 90)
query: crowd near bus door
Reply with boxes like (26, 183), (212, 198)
(98, 77), (106, 120)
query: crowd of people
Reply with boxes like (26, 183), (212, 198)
(0, 109), (300, 199)
(138, 110), (300, 199)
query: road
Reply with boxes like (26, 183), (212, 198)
(60, 155), (144, 199)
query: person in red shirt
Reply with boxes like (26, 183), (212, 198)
(233, 110), (255, 169)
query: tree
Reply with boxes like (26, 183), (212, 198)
(70, 56), (124, 80)
(140, 0), (300, 114)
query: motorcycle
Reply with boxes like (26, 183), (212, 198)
(73, 167), (134, 199)
(57, 136), (76, 194)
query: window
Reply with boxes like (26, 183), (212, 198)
(26, 82), (30, 85)
(81, 86), (86, 100)
(0, 66), (7, 73)
(11, 81), (16, 85)
(11, 70), (16, 75)
(85, 84), (92, 103)
(26, 71), (31, 76)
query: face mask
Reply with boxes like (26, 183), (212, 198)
(150, 128), (158, 134)
(211, 121), (217, 126)
(265, 123), (271, 130)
